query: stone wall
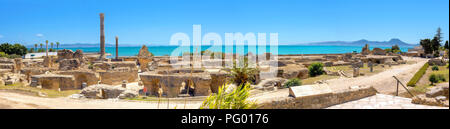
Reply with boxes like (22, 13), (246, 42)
(140, 73), (212, 97)
(57, 70), (100, 88)
(258, 86), (378, 109)
(99, 68), (138, 85)
(30, 74), (76, 90)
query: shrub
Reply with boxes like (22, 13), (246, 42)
(431, 65), (439, 71)
(407, 63), (429, 86)
(437, 74), (446, 82)
(200, 83), (257, 109)
(308, 62), (324, 77)
(283, 78), (302, 88)
(230, 58), (258, 86)
(429, 74), (439, 85)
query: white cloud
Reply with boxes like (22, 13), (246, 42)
(36, 33), (44, 38)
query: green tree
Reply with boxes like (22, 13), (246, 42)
(429, 74), (438, 85)
(392, 45), (401, 53)
(445, 40), (449, 49)
(0, 43), (27, 56)
(420, 39), (433, 54)
(431, 37), (441, 57)
(308, 62), (324, 77)
(50, 42), (54, 49)
(56, 42), (60, 50)
(34, 44), (38, 51)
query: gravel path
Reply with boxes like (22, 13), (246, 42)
(0, 91), (203, 109)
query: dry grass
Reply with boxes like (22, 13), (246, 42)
(301, 75), (339, 85)
(0, 83), (80, 98)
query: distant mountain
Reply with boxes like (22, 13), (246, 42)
(306, 38), (416, 47)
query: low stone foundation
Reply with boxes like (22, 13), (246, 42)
(258, 85), (378, 109)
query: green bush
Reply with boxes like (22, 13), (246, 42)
(429, 74), (439, 85)
(437, 74), (446, 82)
(283, 78), (302, 88)
(308, 62), (324, 77)
(432, 65), (439, 71)
(407, 63), (429, 86)
(200, 83), (257, 109)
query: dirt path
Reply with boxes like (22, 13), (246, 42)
(0, 91), (203, 109)
(325, 57), (428, 94)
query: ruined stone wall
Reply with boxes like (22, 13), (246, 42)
(99, 68), (138, 85)
(140, 73), (212, 97)
(258, 86), (378, 109)
(31, 74), (76, 90)
(57, 70), (99, 88)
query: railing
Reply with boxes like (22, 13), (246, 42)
(393, 76), (414, 97)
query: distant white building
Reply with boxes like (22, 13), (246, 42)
(25, 52), (57, 59)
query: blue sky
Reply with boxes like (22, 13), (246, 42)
(0, 0), (448, 46)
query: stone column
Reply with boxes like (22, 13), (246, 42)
(368, 61), (373, 72)
(46, 40), (49, 57)
(115, 36), (119, 60)
(99, 13), (105, 59)
(353, 67), (360, 77)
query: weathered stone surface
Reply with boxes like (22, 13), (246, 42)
(99, 68), (138, 85)
(371, 48), (386, 55)
(278, 65), (309, 79)
(57, 70), (100, 88)
(259, 85), (377, 109)
(93, 61), (137, 71)
(210, 72), (229, 93)
(361, 44), (370, 55)
(30, 74), (76, 90)
(140, 73), (212, 97)
(324, 61), (333, 67)
(411, 94), (447, 107)
(80, 84), (125, 99)
(426, 83), (449, 98)
(59, 59), (81, 70)
(137, 45), (153, 71)
(57, 49), (74, 61)
(428, 59), (446, 66)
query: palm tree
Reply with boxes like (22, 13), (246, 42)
(34, 44), (38, 51)
(39, 43), (43, 52)
(56, 42), (60, 50)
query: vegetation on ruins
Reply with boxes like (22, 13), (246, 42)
(385, 45), (402, 53)
(200, 83), (257, 109)
(283, 78), (302, 88)
(229, 57), (259, 86)
(406, 63), (429, 86)
(0, 43), (27, 58)
(432, 65), (439, 71)
(308, 62), (324, 77)
(429, 74), (438, 85)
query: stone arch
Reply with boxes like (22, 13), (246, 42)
(179, 80), (195, 96)
(76, 74), (88, 89)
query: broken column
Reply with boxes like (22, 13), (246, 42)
(99, 13), (105, 59)
(368, 61), (373, 72)
(115, 36), (119, 60)
(353, 67), (360, 77)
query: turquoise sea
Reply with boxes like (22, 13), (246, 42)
(61, 45), (412, 58)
